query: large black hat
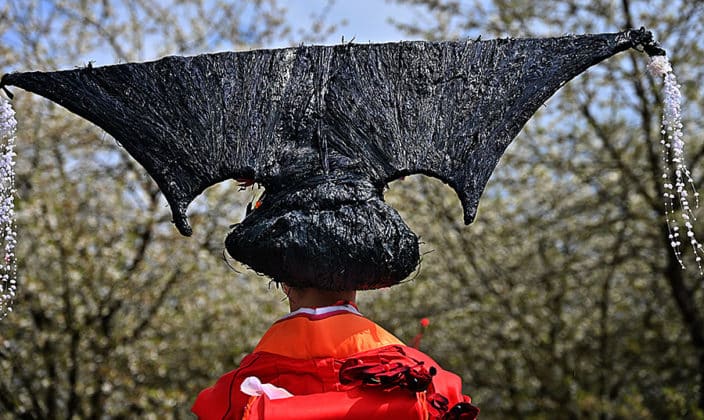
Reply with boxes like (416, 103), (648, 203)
(0, 28), (663, 290)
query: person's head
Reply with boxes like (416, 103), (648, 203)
(226, 175), (420, 291)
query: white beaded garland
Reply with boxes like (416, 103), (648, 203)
(0, 96), (17, 320)
(648, 55), (703, 274)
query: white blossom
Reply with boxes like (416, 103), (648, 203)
(0, 96), (16, 320)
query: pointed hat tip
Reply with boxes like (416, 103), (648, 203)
(172, 202), (192, 236)
(627, 27), (666, 56)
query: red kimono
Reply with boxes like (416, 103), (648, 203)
(192, 304), (478, 419)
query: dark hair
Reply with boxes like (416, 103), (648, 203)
(226, 172), (419, 291)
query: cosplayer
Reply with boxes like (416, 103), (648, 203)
(1, 28), (665, 419)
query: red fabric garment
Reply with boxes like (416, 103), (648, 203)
(192, 305), (477, 419)
(242, 386), (427, 419)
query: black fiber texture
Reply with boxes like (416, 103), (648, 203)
(1, 29), (660, 290)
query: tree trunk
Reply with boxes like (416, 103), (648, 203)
(663, 228), (704, 410)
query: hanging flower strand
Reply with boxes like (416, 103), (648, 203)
(647, 55), (703, 274)
(0, 96), (17, 319)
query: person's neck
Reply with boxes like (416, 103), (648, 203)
(287, 288), (357, 312)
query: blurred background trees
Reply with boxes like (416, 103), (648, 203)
(1, 0), (703, 418)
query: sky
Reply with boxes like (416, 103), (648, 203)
(276, 0), (426, 46)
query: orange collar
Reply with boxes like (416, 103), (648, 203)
(255, 310), (403, 359)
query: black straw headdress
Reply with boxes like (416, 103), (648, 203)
(0, 28), (665, 291)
